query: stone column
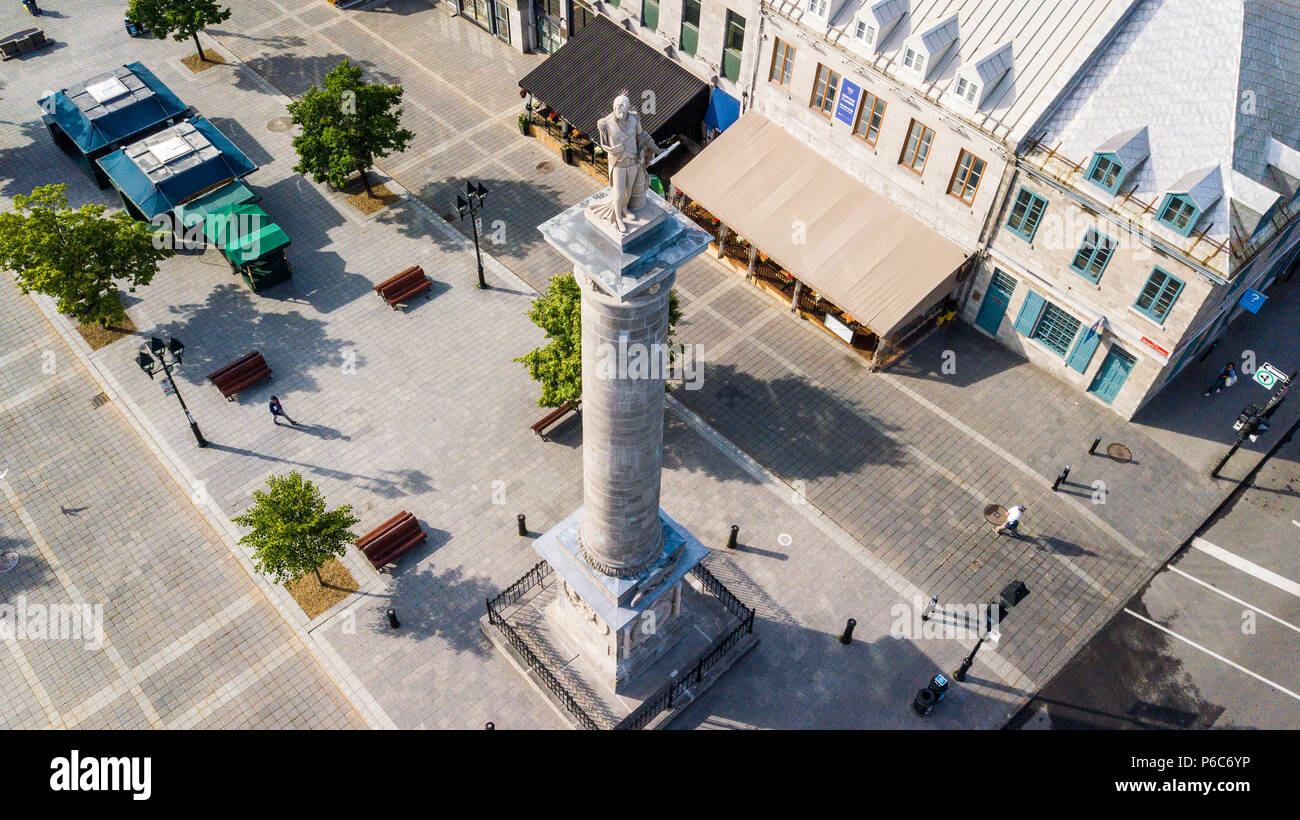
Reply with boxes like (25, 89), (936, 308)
(576, 270), (675, 577)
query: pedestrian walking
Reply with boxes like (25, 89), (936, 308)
(269, 395), (297, 426)
(1203, 362), (1237, 396)
(996, 504), (1026, 536)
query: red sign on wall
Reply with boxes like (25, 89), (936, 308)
(1141, 336), (1170, 360)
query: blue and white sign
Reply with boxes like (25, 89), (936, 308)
(1239, 288), (1267, 313)
(834, 79), (861, 127)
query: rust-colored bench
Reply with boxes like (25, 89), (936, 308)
(374, 265), (432, 309)
(206, 351), (272, 401)
(355, 511), (426, 569)
(530, 399), (579, 441)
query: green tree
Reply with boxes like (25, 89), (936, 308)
(232, 471), (359, 586)
(0, 185), (171, 327)
(125, 0), (232, 62)
(516, 272), (681, 408)
(287, 59), (414, 196)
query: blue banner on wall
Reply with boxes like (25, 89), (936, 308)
(835, 80), (861, 126)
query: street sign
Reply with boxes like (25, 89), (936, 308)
(1239, 288), (1267, 314)
(1254, 363), (1288, 389)
(161, 376), (175, 396)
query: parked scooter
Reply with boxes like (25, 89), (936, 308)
(23, 0), (43, 16)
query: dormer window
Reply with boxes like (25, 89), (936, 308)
(807, 0), (828, 15)
(903, 47), (926, 73)
(854, 20), (876, 44)
(1086, 154), (1126, 195)
(1156, 193), (1201, 236)
(954, 76), (979, 104)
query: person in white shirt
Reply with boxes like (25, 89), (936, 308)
(996, 504), (1026, 536)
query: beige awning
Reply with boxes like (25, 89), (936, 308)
(672, 111), (970, 338)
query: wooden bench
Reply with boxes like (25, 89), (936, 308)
(1, 28), (49, 60)
(355, 511), (426, 569)
(530, 399), (580, 441)
(374, 265), (432, 309)
(206, 350), (272, 401)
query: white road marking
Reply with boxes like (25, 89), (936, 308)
(1192, 537), (1300, 599)
(1168, 566), (1300, 635)
(1292, 520), (1299, 529)
(1124, 608), (1300, 703)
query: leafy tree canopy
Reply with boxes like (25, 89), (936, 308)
(287, 59), (414, 195)
(0, 184), (170, 327)
(126, 0), (231, 60)
(232, 471), (359, 586)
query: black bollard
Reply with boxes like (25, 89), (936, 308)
(1052, 465), (1071, 492)
(839, 618), (857, 645)
(485, 721), (495, 730)
(517, 514), (527, 536)
(912, 687), (936, 716)
(929, 673), (950, 702)
(921, 595), (938, 622)
(726, 524), (739, 549)
(1088, 435), (1101, 455)
(386, 608), (400, 629)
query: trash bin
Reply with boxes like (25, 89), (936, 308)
(912, 687), (936, 716)
(929, 673), (949, 702)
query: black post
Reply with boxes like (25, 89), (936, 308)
(921, 595), (938, 622)
(1210, 438), (1245, 479)
(469, 204), (486, 289)
(839, 618), (856, 645)
(1052, 465), (1071, 491)
(386, 608), (400, 629)
(485, 721), (495, 730)
(726, 524), (738, 549)
(1089, 435), (1101, 455)
(1196, 339), (1219, 363)
(953, 633), (986, 681)
(517, 514), (527, 536)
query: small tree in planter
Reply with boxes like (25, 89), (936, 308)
(288, 59), (414, 197)
(125, 0), (231, 62)
(233, 471), (359, 586)
(516, 272), (681, 408)
(0, 184), (171, 328)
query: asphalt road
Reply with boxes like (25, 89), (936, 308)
(1010, 419), (1300, 729)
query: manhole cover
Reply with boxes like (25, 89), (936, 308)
(1107, 443), (1133, 463)
(90, 392), (109, 409)
(267, 116), (292, 132)
(983, 504), (1007, 525)
(536, 161), (555, 174)
(0, 551), (18, 573)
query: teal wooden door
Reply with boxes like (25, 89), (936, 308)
(1087, 346), (1135, 404)
(975, 270), (1015, 335)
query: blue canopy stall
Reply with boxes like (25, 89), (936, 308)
(38, 62), (190, 188)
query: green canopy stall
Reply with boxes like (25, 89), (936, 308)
(200, 199), (293, 293)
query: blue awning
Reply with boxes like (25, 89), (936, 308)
(38, 63), (188, 155)
(97, 116), (258, 221)
(703, 88), (740, 134)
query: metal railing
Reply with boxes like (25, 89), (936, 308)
(485, 561), (602, 731)
(615, 564), (756, 730)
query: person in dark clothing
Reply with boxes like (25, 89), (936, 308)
(269, 395), (297, 426)
(1203, 362), (1237, 396)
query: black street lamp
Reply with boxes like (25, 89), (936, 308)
(453, 180), (490, 289)
(954, 580), (1029, 682)
(136, 335), (207, 448)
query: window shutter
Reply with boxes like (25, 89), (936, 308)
(1013, 290), (1045, 336)
(1065, 327), (1101, 373)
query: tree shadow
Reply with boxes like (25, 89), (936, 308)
(0, 537), (55, 596)
(371, 551), (500, 658)
(155, 283), (344, 394)
(226, 49), (402, 100)
(670, 362), (909, 483)
(206, 442), (433, 499)
(0, 119), (112, 204)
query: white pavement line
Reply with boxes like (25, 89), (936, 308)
(874, 372), (1151, 564)
(1167, 566), (1300, 636)
(1123, 608), (1300, 703)
(25, 292), (394, 730)
(1292, 520), (1299, 528)
(166, 641), (298, 730)
(1, 482), (165, 728)
(0, 339), (43, 371)
(666, 393), (1037, 693)
(63, 591), (262, 728)
(1, 635), (67, 729)
(1191, 537), (1300, 599)
(0, 368), (72, 415)
(698, 310), (779, 365)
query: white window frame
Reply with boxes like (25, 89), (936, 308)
(807, 0), (827, 15)
(902, 47), (926, 74)
(854, 20), (876, 44)
(954, 76), (979, 104)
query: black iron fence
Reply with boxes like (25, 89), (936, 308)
(485, 560), (602, 731)
(615, 564), (756, 731)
